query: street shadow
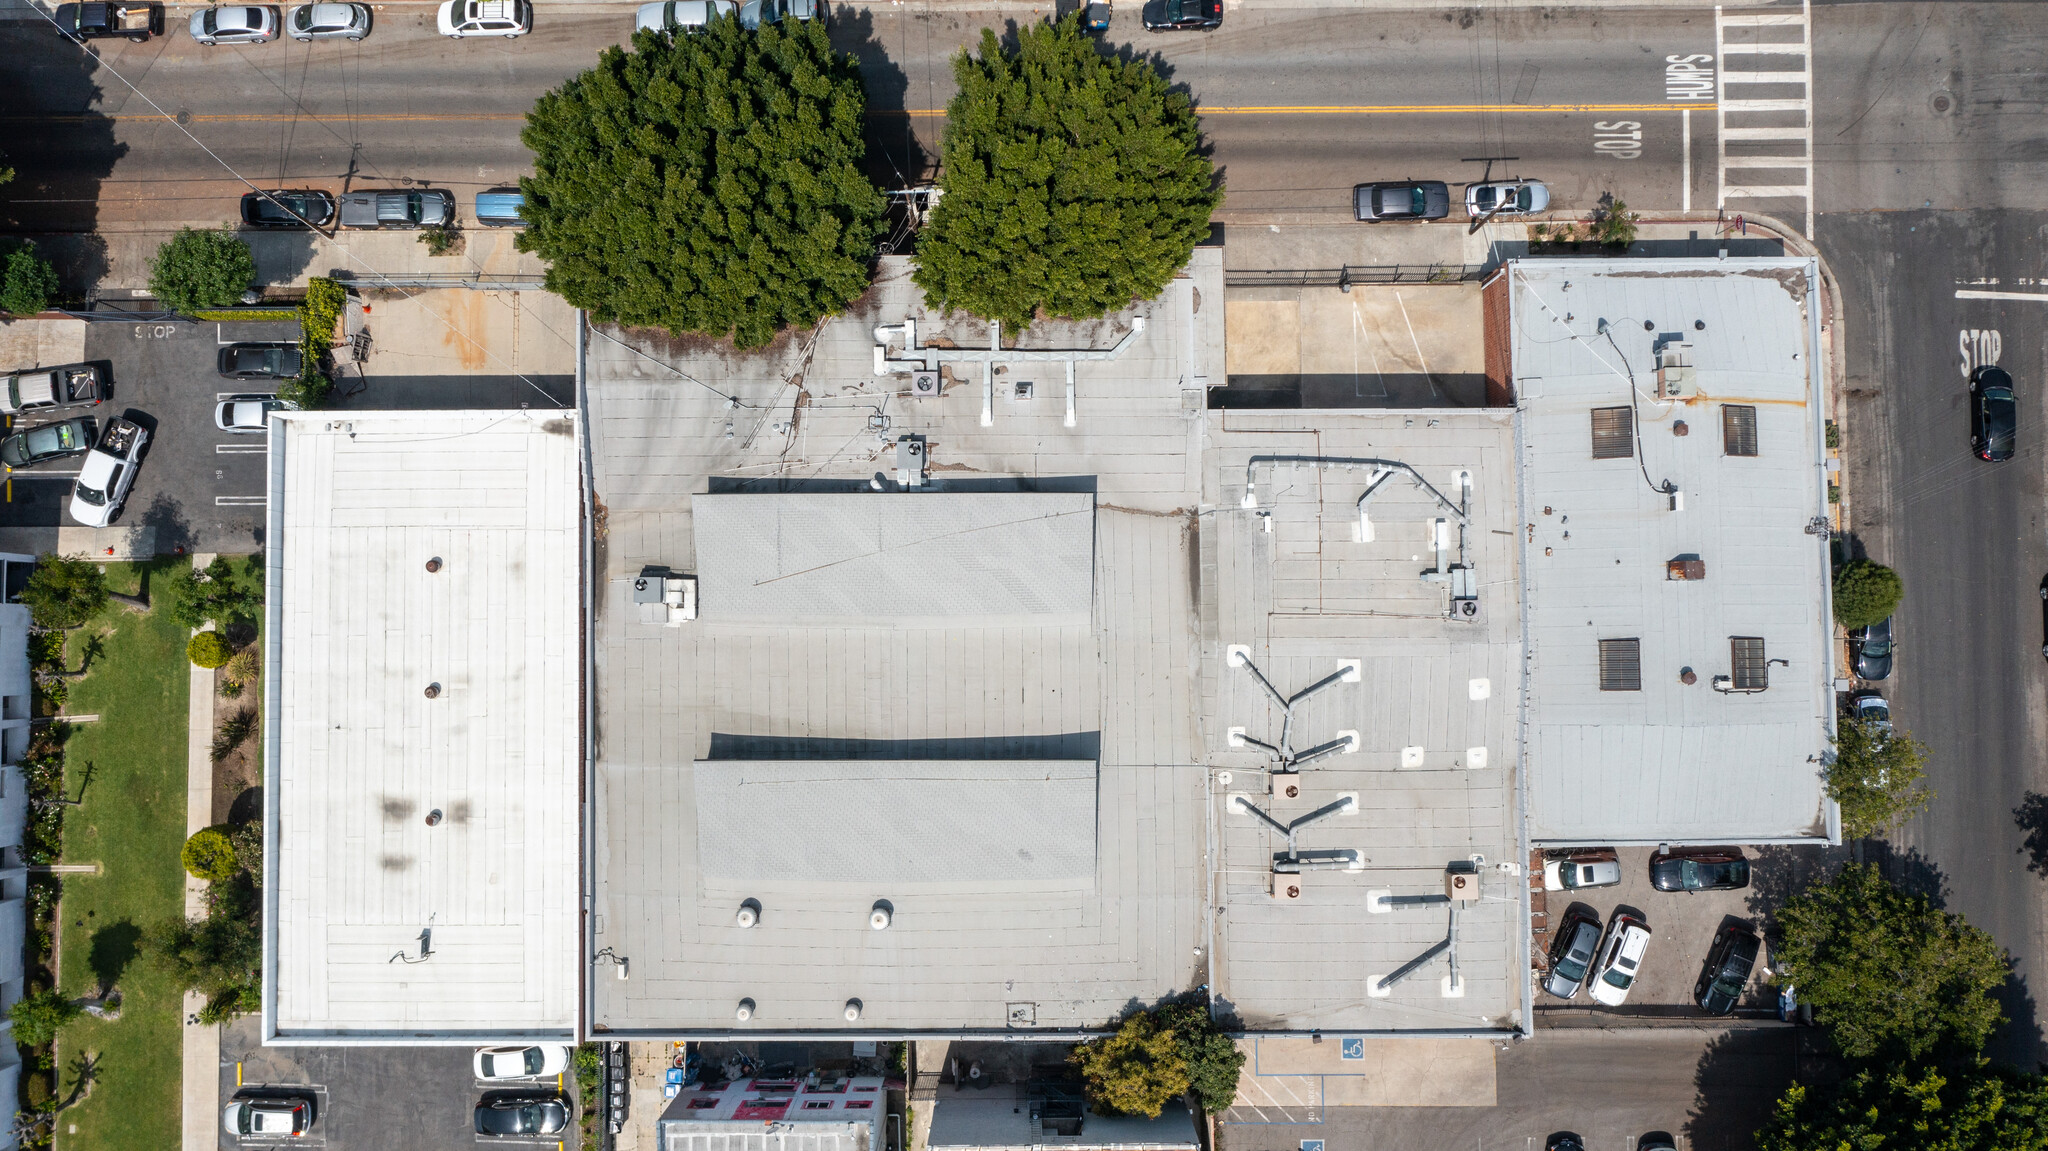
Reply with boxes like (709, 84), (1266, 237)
(85, 918), (138, 995)
(229, 785), (263, 826)
(2014, 792), (2048, 877)
(132, 489), (191, 554)
(1684, 1029), (1797, 1150)
(1865, 839), (1949, 909)
(243, 231), (319, 290)
(831, 7), (925, 193)
(0, 28), (127, 243)
(1987, 969), (2047, 1073)
(1744, 843), (1853, 934)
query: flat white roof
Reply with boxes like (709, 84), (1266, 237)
(1509, 259), (1836, 844)
(262, 410), (583, 1042)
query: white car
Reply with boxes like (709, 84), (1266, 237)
(69, 417), (147, 528)
(1587, 914), (1651, 1007)
(189, 5), (279, 44)
(223, 1097), (311, 1137)
(438, 0), (529, 37)
(215, 395), (298, 434)
(1541, 850), (1621, 892)
(474, 1044), (573, 1082)
(287, 2), (369, 39)
(1465, 179), (1550, 219)
(636, 0), (735, 33)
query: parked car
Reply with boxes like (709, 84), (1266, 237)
(338, 189), (452, 229)
(1141, 0), (1218, 30)
(1545, 1135), (1584, 1151)
(215, 395), (298, 434)
(218, 343), (304, 380)
(1695, 923), (1760, 1016)
(1850, 614), (1894, 680)
(0, 417), (95, 469)
(223, 1096), (311, 1138)
(474, 1094), (570, 1138)
(1, 363), (104, 416)
(1852, 692), (1891, 739)
(241, 189), (335, 230)
(1354, 180), (1451, 222)
(1649, 847), (1750, 893)
(1466, 179), (1550, 218)
(189, 5), (279, 44)
(775, 0), (819, 21)
(287, 2), (369, 39)
(1972, 365), (2016, 461)
(1638, 1133), (1678, 1151)
(1543, 905), (1602, 999)
(69, 417), (147, 528)
(474, 189), (527, 228)
(475, 1044), (573, 1082)
(437, 0), (529, 37)
(1587, 912), (1652, 1007)
(53, 1), (163, 42)
(1542, 848), (1621, 891)
(636, 0), (734, 33)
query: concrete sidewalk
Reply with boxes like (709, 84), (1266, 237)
(67, 226), (547, 299)
(180, 557), (219, 1151)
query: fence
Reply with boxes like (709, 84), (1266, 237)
(1224, 263), (1491, 289)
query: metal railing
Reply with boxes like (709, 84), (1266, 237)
(1224, 263), (1490, 289)
(332, 271), (547, 291)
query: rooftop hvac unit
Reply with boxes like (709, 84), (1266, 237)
(910, 371), (940, 397)
(1657, 343), (1697, 399)
(1272, 872), (1304, 903)
(1443, 860), (1481, 904)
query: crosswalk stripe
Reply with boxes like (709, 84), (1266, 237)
(1716, 1), (1814, 235)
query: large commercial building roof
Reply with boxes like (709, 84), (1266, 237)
(261, 410), (583, 1043)
(1506, 259), (1836, 844)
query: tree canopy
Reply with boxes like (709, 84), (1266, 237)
(148, 226), (255, 315)
(519, 18), (886, 348)
(8, 990), (79, 1049)
(1775, 863), (2007, 1060)
(1827, 714), (1932, 838)
(1071, 1009), (1189, 1118)
(1757, 1061), (2048, 1151)
(914, 14), (1219, 330)
(19, 553), (107, 630)
(1834, 559), (1903, 630)
(0, 240), (61, 316)
(1153, 999), (1245, 1114)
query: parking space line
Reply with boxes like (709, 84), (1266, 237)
(216, 496), (267, 506)
(1957, 289), (2048, 301)
(216, 443), (267, 454)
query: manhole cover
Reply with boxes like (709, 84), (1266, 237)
(1931, 91), (1954, 114)
(174, 109), (191, 125)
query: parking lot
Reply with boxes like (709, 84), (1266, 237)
(218, 1018), (579, 1150)
(1534, 845), (1849, 1020)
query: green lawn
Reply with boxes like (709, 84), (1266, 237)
(52, 559), (191, 1151)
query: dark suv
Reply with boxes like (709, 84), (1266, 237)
(1972, 365), (2016, 461)
(1649, 847), (1750, 893)
(1851, 615), (1894, 680)
(1141, 0), (1219, 30)
(241, 189), (335, 230)
(1543, 906), (1602, 999)
(1354, 181), (1451, 222)
(1695, 924), (1760, 1015)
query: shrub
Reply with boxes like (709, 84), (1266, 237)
(211, 707), (257, 764)
(19, 553), (108, 629)
(1154, 999), (1245, 1114)
(1834, 559), (1904, 630)
(1071, 1009), (1190, 1119)
(220, 648), (261, 691)
(275, 367), (332, 410)
(147, 226), (256, 315)
(188, 631), (233, 669)
(168, 555), (261, 631)
(33, 676), (66, 715)
(1593, 195), (1640, 247)
(229, 820), (263, 878)
(181, 826), (238, 881)
(0, 240), (61, 316)
(26, 629), (64, 671)
(9, 991), (79, 1048)
(418, 224), (458, 257)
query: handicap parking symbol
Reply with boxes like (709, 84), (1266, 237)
(1301, 1141), (1325, 1151)
(1340, 1037), (1363, 1060)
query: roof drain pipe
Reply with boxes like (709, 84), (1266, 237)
(872, 315), (1148, 431)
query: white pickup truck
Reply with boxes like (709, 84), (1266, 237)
(1, 363), (105, 416)
(68, 417), (147, 528)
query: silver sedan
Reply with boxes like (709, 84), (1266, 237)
(287, 2), (369, 39)
(189, 5), (279, 44)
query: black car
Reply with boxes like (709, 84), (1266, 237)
(1543, 905), (1602, 999)
(1851, 615), (1894, 680)
(1141, 0), (1218, 30)
(1649, 848), (1750, 892)
(1695, 924), (1760, 1016)
(1972, 365), (2016, 461)
(475, 1095), (570, 1138)
(217, 343), (304, 380)
(1545, 1136), (1585, 1151)
(0, 417), (95, 469)
(240, 189), (336, 230)
(1354, 180), (1452, 222)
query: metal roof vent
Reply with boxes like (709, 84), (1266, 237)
(1656, 343), (1697, 399)
(425, 556), (443, 573)
(424, 682), (441, 699)
(735, 998), (756, 1022)
(736, 899), (761, 928)
(1666, 557), (1706, 581)
(869, 900), (892, 930)
(843, 998), (863, 1022)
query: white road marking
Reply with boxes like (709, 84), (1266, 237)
(215, 495), (266, 506)
(1957, 290), (2048, 302)
(1716, 0), (1814, 235)
(1682, 108), (1692, 210)
(215, 443), (267, 454)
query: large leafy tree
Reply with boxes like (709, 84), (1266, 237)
(1827, 714), (1932, 838)
(1833, 558), (1903, 630)
(1775, 863), (2007, 1059)
(1757, 1061), (2048, 1151)
(0, 240), (61, 316)
(1071, 1009), (1190, 1119)
(914, 14), (1219, 330)
(1154, 998), (1245, 1114)
(519, 18), (885, 348)
(19, 553), (107, 630)
(147, 226), (255, 315)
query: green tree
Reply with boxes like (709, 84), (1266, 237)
(1834, 558), (1903, 630)
(8, 990), (79, 1048)
(518, 18), (885, 348)
(166, 555), (262, 631)
(0, 241), (61, 316)
(143, 877), (262, 1021)
(1593, 195), (1640, 247)
(1154, 999), (1245, 1114)
(915, 14), (1218, 330)
(147, 226), (255, 315)
(180, 826), (237, 880)
(187, 631), (233, 669)
(1827, 714), (1932, 838)
(19, 553), (107, 629)
(1757, 1060), (2048, 1151)
(1071, 1009), (1190, 1119)
(1775, 863), (2007, 1060)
